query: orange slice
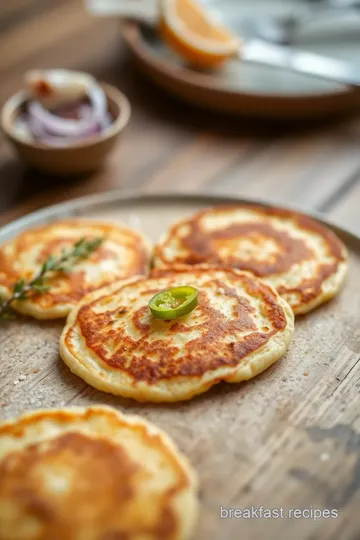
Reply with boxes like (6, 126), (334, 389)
(159, 0), (241, 68)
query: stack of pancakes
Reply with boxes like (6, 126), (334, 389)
(0, 204), (348, 539)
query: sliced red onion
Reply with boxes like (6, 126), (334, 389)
(27, 84), (108, 138)
(78, 104), (93, 121)
(89, 84), (108, 130)
(14, 117), (32, 142)
(26, 114), (72, 146)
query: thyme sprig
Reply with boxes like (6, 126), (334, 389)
(0, 236), (103, 320)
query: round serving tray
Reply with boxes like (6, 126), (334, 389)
(1, 191), (359, 539)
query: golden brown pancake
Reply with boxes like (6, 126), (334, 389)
(153, 205), (348, 314)
(0, 406), (198, 540)
(60, 266), (294, 402)
(0, 219), (151, 319)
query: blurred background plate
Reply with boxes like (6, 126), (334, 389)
(121, 0), (360, 119)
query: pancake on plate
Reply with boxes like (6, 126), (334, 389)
(153, 205), (348, 314)
(0, 219), (151, 319)
(60, 265), (294, 402)
(0, 405), (198, 540)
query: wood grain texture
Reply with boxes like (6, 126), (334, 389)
(1, 1), (360, 539)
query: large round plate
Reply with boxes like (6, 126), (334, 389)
(1, 190), (358, 243)
(1, 192), (360, 540)
(121, 0), (360, 118)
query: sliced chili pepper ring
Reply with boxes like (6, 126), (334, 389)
(149, 286), (198, 320)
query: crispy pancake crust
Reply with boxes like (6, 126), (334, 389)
(0, 220), (152, 319)
(0, 406), (198, 540)
(60, 266), (294, 402)
(153, 205), (348, 314)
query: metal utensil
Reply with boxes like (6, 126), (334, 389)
(85, 0), (360, 88)
(242, 0), (360, 45)
(240, 39), (360, 87)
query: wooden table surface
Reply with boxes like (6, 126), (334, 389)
(2, 0), (360, 233)
(1, 2), (360, 540)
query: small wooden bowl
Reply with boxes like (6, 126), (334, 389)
(0, 83), (131, 175)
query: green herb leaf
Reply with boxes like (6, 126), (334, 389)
(88, 237), (103, 251)
(42, 255), (56, 273)
(0, 236), (104, 321)
(32, 276), (44, 286)
(32, 284), (51, 294)
(57, 266), (71, 273)
(13, 279), (25, 295)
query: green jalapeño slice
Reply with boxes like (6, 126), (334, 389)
(149, 286), (198, 320)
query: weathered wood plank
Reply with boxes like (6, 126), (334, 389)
(0, 0), (70, 35)
(0, 1), (94, 73)
(208, 125), (360, 212)
(143, 132), (259, 193)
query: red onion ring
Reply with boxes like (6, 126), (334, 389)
(27, 84), (108, 138)
(26, 114), (72, 146)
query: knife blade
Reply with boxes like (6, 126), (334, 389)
(241, 39), (360, 88)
